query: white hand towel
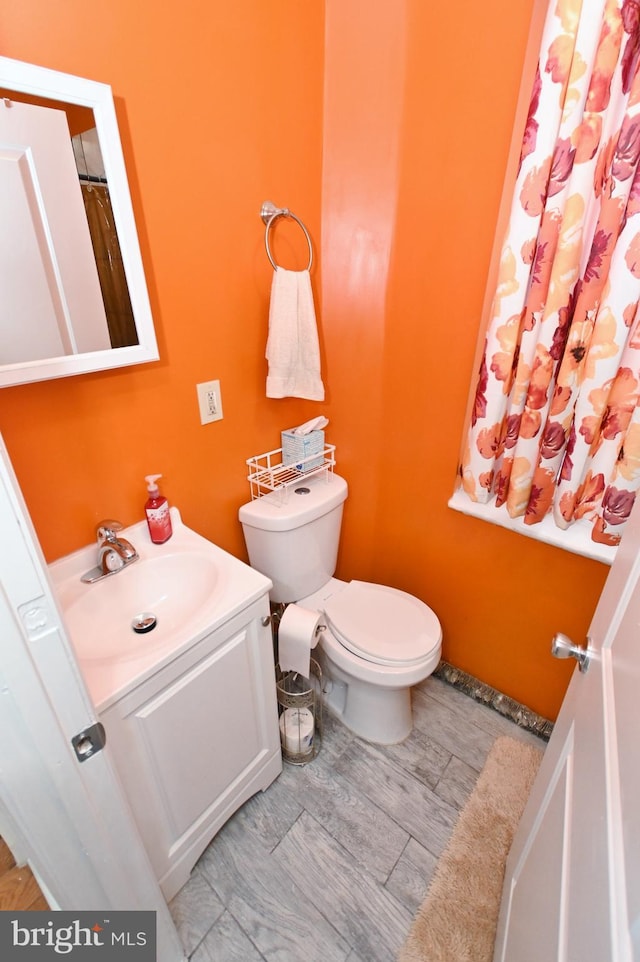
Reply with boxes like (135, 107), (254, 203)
(266, 268), (325, 401)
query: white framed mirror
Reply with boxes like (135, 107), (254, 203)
(0, 56), (159, 387)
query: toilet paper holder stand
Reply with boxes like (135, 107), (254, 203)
(275, 658), (323, 766)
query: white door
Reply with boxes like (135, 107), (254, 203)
(0, 97), (109, 361)
(0, 435), (184, 962)
(494, 509), (640, 960)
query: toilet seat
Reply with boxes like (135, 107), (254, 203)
(322, 580), (441, 668)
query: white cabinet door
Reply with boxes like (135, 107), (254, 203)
(102, 605), (281, 900)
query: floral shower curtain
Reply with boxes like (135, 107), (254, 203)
(459, 0), (640, 547)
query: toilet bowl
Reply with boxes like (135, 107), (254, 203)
(298, 578), (442, 744)
(239, 471), (443, 745)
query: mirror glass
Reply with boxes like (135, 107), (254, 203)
(0, 57), (158, 387)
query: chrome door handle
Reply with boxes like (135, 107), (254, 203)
(551, 632), (590, 673)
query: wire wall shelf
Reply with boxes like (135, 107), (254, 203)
(246, 444), (336, 502)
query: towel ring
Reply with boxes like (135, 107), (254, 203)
(261, 200), (313, 271)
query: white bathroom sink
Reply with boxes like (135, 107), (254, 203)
(48, 507), (273, 708)
(62, 550), (223, 662)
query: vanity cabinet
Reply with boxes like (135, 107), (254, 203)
(99, 594), (282, 901)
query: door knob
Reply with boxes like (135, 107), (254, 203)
(551, 632), (590, 673)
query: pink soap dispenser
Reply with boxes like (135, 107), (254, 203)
(144, 474), (173, 544)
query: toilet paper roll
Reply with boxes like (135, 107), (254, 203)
(279, 707), (315, 755)
(278, 603), (322, 678)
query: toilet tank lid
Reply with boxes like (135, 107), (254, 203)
(239, 473), (348, 532)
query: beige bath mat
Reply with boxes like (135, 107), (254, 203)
(398, 735), (543, 962)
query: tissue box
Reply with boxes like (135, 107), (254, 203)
(281, 428), (325, 471)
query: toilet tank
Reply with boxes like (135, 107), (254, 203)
(238, 473), (348, 603)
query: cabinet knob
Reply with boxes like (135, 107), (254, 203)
(261, 615), (272, 627)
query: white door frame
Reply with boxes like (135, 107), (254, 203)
(0, 433), (185, 962)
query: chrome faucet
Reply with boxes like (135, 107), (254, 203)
(81, 520), (139, 584)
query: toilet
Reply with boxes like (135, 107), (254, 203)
(238, 473), (442, 744)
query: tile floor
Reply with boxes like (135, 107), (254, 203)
(169, 674), (545, 962)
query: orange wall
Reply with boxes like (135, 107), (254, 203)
(1, 0), (609, 722)
(0, 0), (326, 559)
(319, 0), (608, 722)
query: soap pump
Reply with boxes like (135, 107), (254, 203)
(144, 474), (173, 544)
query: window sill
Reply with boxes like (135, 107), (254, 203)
(448, 489), (616, 566)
